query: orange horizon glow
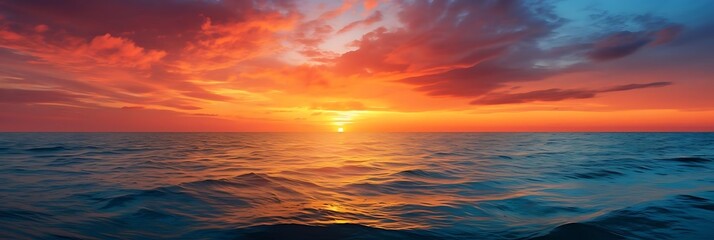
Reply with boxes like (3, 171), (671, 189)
(1, 0), (713, 132)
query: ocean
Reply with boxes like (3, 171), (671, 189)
(1, 133), (713, 239)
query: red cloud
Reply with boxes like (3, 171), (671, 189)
(0, 30), (165, 70)
(330, 0), (680, 105)
(333, 0), (552, 76)
(79, 34), (166, 69)
(337, 11), (383, 34)
(363, 0), (379, 11)
(0, 0), (703, 132)
(176, 13), (298, 72)
(0, 0), (299, 111)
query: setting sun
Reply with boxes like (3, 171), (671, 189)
(0, 0), (712, 132)
(337, 127), (344, 133)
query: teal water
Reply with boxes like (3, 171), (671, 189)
(1, 133), (713, 239)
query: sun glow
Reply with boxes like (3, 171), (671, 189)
(332, 111), (363, 133)
(0, 0), (710, 133)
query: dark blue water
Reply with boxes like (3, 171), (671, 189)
(1, 133), (713, 239)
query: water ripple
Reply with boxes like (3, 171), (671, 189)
(0, 133), (713, 239)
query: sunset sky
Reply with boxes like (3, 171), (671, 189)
(1, 0), (713, 132)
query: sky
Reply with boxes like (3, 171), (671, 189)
(1, 0), (713, 132)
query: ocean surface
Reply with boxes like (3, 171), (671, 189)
(1, 133), (713, 239)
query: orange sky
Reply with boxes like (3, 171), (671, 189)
(1, 0), (713, 132)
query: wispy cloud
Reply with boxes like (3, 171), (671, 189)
(0, 0), (710, 131)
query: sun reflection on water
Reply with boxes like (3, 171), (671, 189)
(29, 133), (714, 239)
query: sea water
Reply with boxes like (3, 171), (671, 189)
(1, 133), (713, 239)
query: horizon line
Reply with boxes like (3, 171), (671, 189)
(1, 131), (713, 133)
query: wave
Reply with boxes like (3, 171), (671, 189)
(0, 209), (53, 222)
(97, 172), (319, 211)
(480, 196), (584, 218)
(3, 133), (714, 239)
(664, 157), (712, 163)
(46, 157), (96, 167)
(345, 179), (507, 197)
(529, 223), (625, 240)
(567, 169), (624, 179)
(25, 146), (69, 152)
(186, 223), (443, 240)
(530, 192), (714, 239)
(393, 169), (458, 180)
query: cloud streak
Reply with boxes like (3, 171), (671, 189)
(471, 82), (672, 105)
(0, 0), (709, 131)
(0, 88), (83, 104)
(337, 10), (382, 34)
(588, 26), (683, 61)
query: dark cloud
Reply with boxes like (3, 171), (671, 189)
(651, 25), (684, 46)
(0, 88), (82, 104)
(601, 82), (672, 92)
(332, 0), (564, 100)
(0, 0), (698, 122)
(587, 31), (653, 61)
(0, 0), (297, 51)
(471, 82), (672, 105)
(335, 0), (556, 76)
(399, 61), (548, 97)
(588, 26), (682, 61)
(472, 88), (595, 105)
(329, 0), (684, 104)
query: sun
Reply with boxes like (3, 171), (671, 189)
(337, 127), (344, 133)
